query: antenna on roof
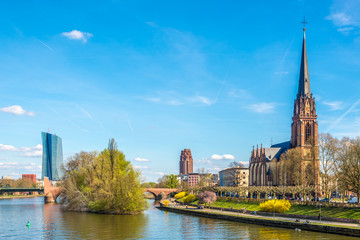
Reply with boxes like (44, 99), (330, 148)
(270, 137), (273, 146)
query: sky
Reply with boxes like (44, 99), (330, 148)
(0, 0), (360, 182)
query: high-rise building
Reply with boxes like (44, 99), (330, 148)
(41, 132), (64, 181)
(249, 27), (319, 186)
(179, 149), (193, 175)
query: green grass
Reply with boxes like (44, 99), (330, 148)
(190, 198), (360, 220)
(166, 206), (360, 230)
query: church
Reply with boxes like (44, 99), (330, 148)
(249, 27), (319, 187)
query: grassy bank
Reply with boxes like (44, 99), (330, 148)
(189, 198), (360, 220)
(0, 194), (43, 199)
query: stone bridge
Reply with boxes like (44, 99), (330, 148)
(44, 177), (61, 203)
(143, 188), (179, 200)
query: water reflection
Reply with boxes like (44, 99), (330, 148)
(0, 198), (359, 239)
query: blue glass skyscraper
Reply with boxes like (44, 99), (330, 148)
(41, 132), (64, 180)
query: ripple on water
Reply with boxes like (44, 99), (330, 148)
(0, 198), (358, 239)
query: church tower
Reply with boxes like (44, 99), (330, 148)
(290, 27), (319, 185)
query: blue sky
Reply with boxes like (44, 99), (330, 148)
(1, 0), (360, 182)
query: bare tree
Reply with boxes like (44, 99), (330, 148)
(279, 148), (302, 186)
(335, 137), (360, 203)
(228, 161), (245, 168)
(318, 133), (337, 198)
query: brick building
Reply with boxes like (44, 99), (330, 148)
(22, 174), (37, 184)
(179, 149), (193, 175)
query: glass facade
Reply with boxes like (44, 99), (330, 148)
(41, 132), (64, 180)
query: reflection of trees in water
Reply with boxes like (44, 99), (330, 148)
(251, 227), (291, 240)
(61, 210), (149, 239)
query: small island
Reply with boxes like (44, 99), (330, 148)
(61, 138), (147, 214)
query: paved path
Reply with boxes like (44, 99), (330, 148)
(173, 204), (360, 229)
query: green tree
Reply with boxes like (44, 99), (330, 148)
(166, 174), (178, 188)
(61, 139), (147, 214)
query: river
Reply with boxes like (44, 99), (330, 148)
(0, 197), (357, 239)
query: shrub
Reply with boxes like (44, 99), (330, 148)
(197, 191), (217, 205)
(183, 194), (197, 203)
(259, 199), (291, 213)
(164, 200), (169, 207)
(175, 191), (187, 199)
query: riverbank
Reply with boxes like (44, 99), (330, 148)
(0, 195), (43, 200)
(158, 205), (360, 238)
(185, 197), (360, 220)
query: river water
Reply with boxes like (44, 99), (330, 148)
(0, 197), (357, 239)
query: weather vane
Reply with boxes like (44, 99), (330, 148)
(301, 16), (307, 31)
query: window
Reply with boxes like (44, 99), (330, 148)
(305, 122), (311, 143)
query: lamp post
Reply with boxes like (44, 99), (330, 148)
(319, 203), (322, 222)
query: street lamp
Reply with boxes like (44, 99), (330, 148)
(319, 203), (322, 222)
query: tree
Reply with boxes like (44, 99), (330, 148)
(278, 148), (302, 186)
(318, 133), (337, 198)
(61, 139), (147, 214)
(166, 174), (179, 188)
(228, 161), (245, 168)
(335, 137), (360, 203)
(141, 182), (157, 188)
(198, 191), (217, 205)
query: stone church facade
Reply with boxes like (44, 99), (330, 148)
(249, 28), (320, 187)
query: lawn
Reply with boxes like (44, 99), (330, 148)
(189, 198), (360, 220)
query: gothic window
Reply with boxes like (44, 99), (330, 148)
(305, 122), (311, 143)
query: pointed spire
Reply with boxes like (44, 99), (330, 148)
(297, 28), (312, 99)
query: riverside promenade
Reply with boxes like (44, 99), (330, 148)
(158, 204), (360, 237)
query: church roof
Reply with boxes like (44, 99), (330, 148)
(271, 141), (290, 150)
(264, 147), (282, 162)
(297, 29), (312, 99)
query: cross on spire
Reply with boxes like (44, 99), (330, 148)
(301, 17), (307, 31)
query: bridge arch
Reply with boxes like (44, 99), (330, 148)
(143, 188), (179, 200)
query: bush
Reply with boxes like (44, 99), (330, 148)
(183, 194), (197, 203)
(164, 200), (169, 207)
(175, 191), (187, 199)
(260, 199), (291, 213)
(197, 191), (217, 205)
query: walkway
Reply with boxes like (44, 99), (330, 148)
(173, 204), (360, 229)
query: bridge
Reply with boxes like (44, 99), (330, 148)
(143, 188), (179, 200)
(0, 177), (60, 203)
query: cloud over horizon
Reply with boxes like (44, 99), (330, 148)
(0, 105), (35, 116)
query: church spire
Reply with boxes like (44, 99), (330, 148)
(297, 28), (312, 99)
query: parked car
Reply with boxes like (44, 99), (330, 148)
(311, 197), (320, 202)
(320, 198), (330, 202)
(348, 197), (358, 203)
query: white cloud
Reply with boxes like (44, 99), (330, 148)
(0, 143), (42, 157)
(0, 105), (35, 116)
(134, 166), (149, 169)
(62, 30), (93, 43)
(248, 102), (275, 113)
(0, 162), (41, 171)
(0, 144), (17, 151)
(135, 157), (149, 162)
(326, 12), (353, 27)
(210, 154), (235, 160)
(326, 0), (360, 36)
(188, 96), (213, 105)
(144, 94), (213, 106)
(323, 101), (343, 111)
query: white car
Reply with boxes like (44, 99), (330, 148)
(348, 197), (358, 203)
